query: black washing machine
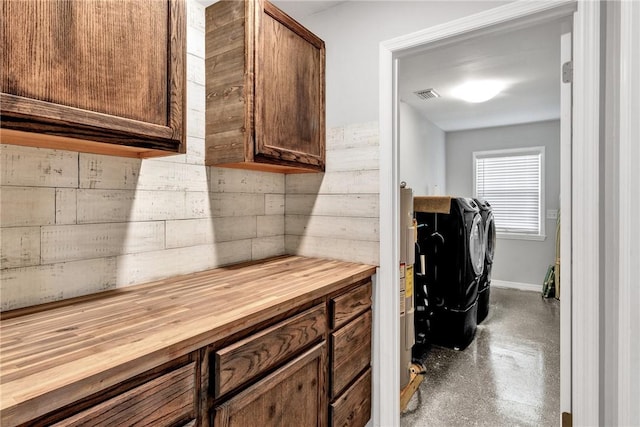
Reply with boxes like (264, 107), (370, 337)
(475, 198), (495, 324)
(414, 197), (485, 350)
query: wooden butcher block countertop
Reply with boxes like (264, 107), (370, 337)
(0, 255), (376, 426)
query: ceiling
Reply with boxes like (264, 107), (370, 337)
(197, 1), (565, 133)
(399, 19), (565, 131)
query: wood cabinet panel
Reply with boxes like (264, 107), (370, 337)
(330, 368), (371, 427)
(214, 304), (327, 397)
(2, 0), (167, 124)
(255, 1), (325, 167)
(213, 343), (327, 427)
(331, 310), (372, 398)
(0, 0), (185, 157)
(331, 281), (372, 329)
(52, 362), (196, 427)
(205, 0), (325, 173)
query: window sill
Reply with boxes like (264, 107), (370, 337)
(497, 232), (546, 242)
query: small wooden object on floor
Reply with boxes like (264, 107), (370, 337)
(400, 363), (425, 412)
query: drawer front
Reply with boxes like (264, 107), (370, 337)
(53, 362), (196, 427)
(213, 343), (327, 427)
(331, 281), (372, 329)
(330, 367), (371, 427)
(214, 304), (327, 397)
(331, 310), (372, 398)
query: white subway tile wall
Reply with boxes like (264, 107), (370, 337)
(0, 2), (381, 311)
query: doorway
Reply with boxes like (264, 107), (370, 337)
(397, 17), (568, 424)
(375, 1), (601, 426)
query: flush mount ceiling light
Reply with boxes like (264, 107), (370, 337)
(451, 80), (505, 103)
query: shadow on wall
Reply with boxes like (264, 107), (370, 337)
(0, 121), (381, 311)
(0, 0), (289, 312)
(285, 122), (381, 266)
(0, 127), (383, 311)
(0, 144), (288, 311)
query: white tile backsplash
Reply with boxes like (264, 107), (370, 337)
(1, 145), (78, 188)
(0, 0), (285, 311)
(265, 194), (285, 215)
(285, 121), (380, 266)
(55, 189), (77, 224)
(40, 222), (165, 264)
(0, 227), (41, 269)
(1, 187), (56, 227)
(210, 168), (285, 194)
(0, 258), (117, 311)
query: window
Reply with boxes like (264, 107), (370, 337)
(473, 147), (545, 240)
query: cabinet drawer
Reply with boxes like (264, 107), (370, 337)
(52, 362), (196, 427)
(214, 304), (327, 397)
(331, 281), (371, 329)
(331, 310), (372, 398)
(213, 342), (327, 427)
(330, 367), (371, 427)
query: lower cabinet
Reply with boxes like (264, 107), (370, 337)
(212, 305), (327, 398)
(52, 361), (197, 427)
(212, 343), (327, 427)
(330, 368), (372, 427)
(328, 281), (372, 427)
(11, 275), (374, 427)
(331, 310), (372, 398)
(209, 281), (373, 427)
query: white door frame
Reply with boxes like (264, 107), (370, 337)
(377, 1), (600, 425)
(559, 28), (572, 420)
(617, 1), (640, 424)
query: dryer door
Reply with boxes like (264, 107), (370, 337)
(485, 212), (496, 264)
(470, 214), (485, 276)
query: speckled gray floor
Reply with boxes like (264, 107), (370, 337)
(401, 287), (560, 427)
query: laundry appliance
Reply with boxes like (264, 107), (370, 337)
(413, 197), (485, 350)
(474, 198), (495, 323)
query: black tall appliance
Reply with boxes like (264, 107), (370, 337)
(474, 198), (495, 323)
(414, 197), (485, 350)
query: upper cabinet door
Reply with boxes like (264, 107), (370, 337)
(254, 1), (325, 170)
(0, 0), (186, 158)
(205, 0), (325, 174)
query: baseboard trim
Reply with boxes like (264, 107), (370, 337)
(492, 279), (540, 293)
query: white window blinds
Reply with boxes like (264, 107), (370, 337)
(474, 147), (544, 236)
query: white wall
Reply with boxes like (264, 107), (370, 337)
(300, 0), (510, 127)
(399, 102), (446, 195)
(446, 120), (560, 286)
(0, 0), (286, 311)
(284, 0), (511, 268)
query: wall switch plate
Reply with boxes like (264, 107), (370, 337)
(546, 209), (558, 220)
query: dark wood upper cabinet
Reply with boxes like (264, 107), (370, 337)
(205, 0), (325, 173)
(0, 0), (186, 158)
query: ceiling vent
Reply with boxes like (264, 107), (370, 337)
(414, 88), (441, 100)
